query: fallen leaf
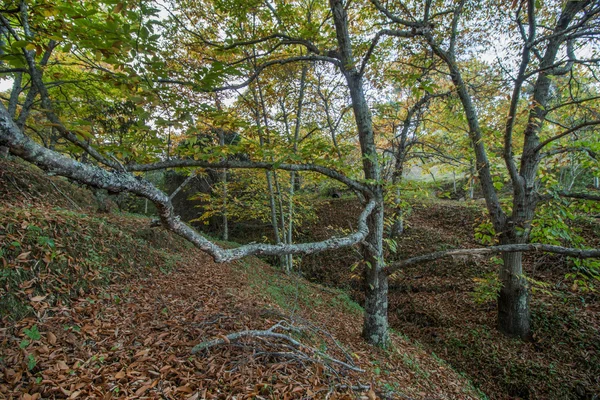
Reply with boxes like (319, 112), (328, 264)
(367, 388), (377, 400)
(176, 386), (193, 394)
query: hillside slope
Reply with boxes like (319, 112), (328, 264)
(298, 197), (600, 399)
(0, 159), (482, 399)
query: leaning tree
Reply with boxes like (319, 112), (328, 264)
(2, 0), (600, 348)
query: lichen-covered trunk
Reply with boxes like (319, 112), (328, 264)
(498, 246), (530, 339)
(362, 202), (389, 346)
(329, 0), (388, 346)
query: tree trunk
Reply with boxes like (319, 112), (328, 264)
(362, 203), (389, 346)
(390, 151), (405, 237)
(222, 170), (228, 241)
(390, 183), (404, 237)
(217, 130), (229, 242)
(497, 248), (530, 339)
(330, 0), (388, 346)
(390, 212), (404, 237)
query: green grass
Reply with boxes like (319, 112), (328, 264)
(329, 292), (363, 315)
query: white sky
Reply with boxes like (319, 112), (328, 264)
(0, 79), (13, 92)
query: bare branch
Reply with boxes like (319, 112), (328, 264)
(386, 243), (600, 274)
(534, 119), (600, 152)
(191, 321), (365, 373)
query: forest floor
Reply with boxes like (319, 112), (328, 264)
(300, 198), (600, 400)
(0, 159), (483, 399)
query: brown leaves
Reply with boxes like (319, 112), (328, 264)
(0, 163), (480, 398)
(1, 249), (376, 399)
(47, 332), (57, 345)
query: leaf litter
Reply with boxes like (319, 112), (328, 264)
(0, 159), (480, 399)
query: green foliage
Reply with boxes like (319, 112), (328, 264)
(329, 292), (363, 315)
(474, 217), (496, 246)
(24, 325), (41, 341)
(531, 201), (600, 291)
(471, 272), (502, 305)
(26, 354), (36, 371)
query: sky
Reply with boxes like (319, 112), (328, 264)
(0, 79), (13, 93)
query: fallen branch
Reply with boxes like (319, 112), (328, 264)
(48, 179), (82, 210)
(386, 243), (600, 275)
(191, 321), (365, 373)
(192, 324), (303, 353)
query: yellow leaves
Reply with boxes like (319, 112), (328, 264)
(71, 127), (93, 140)
(41, 6), (59, 17)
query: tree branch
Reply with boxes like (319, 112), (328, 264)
(358, 29), (422, 76)
(127, 159), (372, 196)
(386, 243), (600, 275)
(369, 0), (423, 28)
(557, 191), (600, 201)
(0, 102), (376, 264)
(202, 33), (321, 55)
(191, 321), (365, 373)
(534, 119), (600, 152)
(541, 146), (597, 159)
(158, 55), (341, 92)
